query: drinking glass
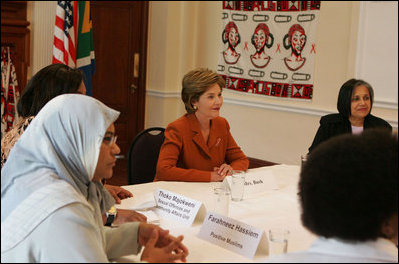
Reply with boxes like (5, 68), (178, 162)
(213, 187), (230, 216)
(230, 170), (245, 201)
(268, 229), (289, 256)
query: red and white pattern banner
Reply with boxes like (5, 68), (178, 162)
(218, 1), (321, 100)
(1, 47), (20, 139)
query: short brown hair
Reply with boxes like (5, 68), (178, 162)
(181, 68), (225, 114)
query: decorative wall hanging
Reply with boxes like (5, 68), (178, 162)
(218, 1), (321, 100)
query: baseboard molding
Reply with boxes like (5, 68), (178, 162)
(147, 89), (398, 128)
(147, 89), (180, 98)
(373, 100), (398, 110)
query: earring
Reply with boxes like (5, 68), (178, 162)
(193, 105), (198, 110)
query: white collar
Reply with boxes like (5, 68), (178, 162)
(308, 237), (398, 262)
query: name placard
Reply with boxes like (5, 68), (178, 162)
(198, 212), (266, 259)
(154, 189), (203, 226)
(226, 170), (279, 198)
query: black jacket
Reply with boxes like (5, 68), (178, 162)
(308, 113), (392, 153)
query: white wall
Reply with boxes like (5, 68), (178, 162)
(28, 1), (56, 77)
(146, 1), (398, 165)
(355, 2), (398, 109)
(28, 1), (398, 165)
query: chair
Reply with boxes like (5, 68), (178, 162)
(247, 157), (279, 169)
(127, 127), (165, 185)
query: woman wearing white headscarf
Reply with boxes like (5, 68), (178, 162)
(1, 94), (188, 262)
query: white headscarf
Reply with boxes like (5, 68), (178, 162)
(1, 94), (119, 251)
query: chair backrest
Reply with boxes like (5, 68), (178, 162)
(127, 127), (165, 185)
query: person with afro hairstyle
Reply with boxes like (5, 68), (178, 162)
(268, 128), (398, 262)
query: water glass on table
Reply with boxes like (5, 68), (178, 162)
(268, 228), (289, 256)
(213, 187), (230, 216)
(230, 170), (245, 202)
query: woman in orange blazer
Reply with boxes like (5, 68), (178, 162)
(154, 68), (249, 182)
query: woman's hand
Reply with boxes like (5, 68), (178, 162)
(104, 184), (133, 204)
(138, 223), (188, 262)
(141, 229), (188, 263)
(113, 208), (147, 225)
(211, 163), (233, 181)
(210, 171), (224, 182)
(216, 163), (233, 177)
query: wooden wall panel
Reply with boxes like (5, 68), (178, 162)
(1, 1), (30, 93)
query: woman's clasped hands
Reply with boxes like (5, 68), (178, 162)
(139, 223), (189, 263)
(211, 163), (233, 181)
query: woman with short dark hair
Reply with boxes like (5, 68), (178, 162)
(155, 68), (249, 182)
(1, 63), (85, 167)
(308, 78), (392, 153)
(17, 63), (86, 117)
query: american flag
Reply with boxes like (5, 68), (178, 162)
(52, 1), (77, 67)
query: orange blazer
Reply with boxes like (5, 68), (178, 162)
(154, 114), (249, 182)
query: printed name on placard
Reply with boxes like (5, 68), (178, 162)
(226, 170), (278, 198)
(198, 212), (266, 259)
(244, 179), (264, 186)
(154, 189), (203, 226)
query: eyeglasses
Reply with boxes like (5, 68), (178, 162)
(103, 134), (118, 146)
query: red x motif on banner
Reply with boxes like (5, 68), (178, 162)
(276, 44), (281, 53)
(244, 41), (249, 51)
(224, 1), (234, 9)
(311, 44), (316, 54)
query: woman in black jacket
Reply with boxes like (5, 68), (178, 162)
(308, 79), (392, 153)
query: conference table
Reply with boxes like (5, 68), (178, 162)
(114, 164), (317, 263)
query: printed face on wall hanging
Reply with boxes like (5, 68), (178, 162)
(222, 21), (241, 64)
(284, 24), (307, 71)
(250, 23), (273, 69)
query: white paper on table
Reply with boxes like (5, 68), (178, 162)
(139, 210), (160, 225)
(124, 192), (160, 224)
(129, 192), (157, 211)
(225, 170), (279, 198)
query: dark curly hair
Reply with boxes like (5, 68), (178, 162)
(299, 128), (398, 241)
(17, 64), (84, 117)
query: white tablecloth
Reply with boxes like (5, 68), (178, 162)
(114, 165), (317, 263)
